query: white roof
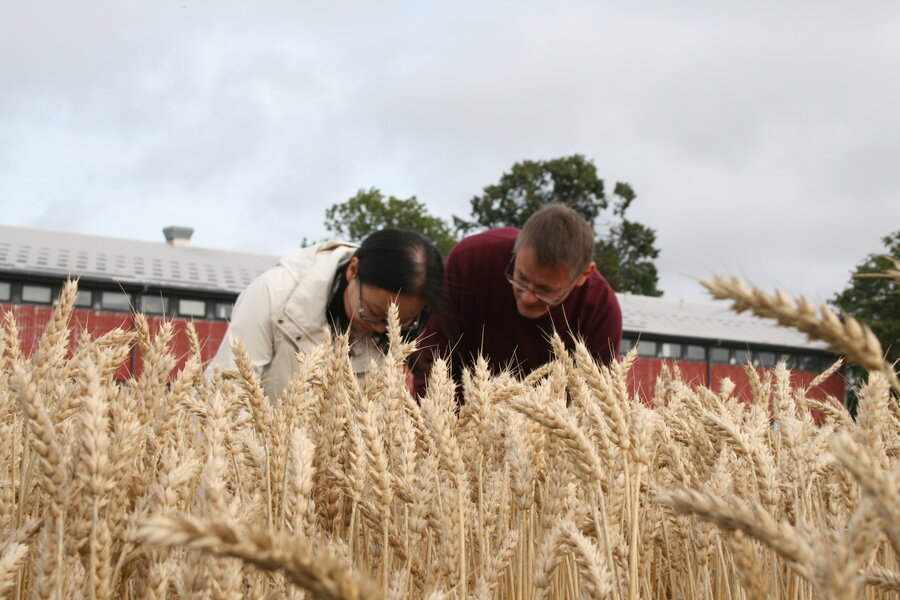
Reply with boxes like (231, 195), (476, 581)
(0, 224), (279, 294)
(617, 292), (828, 351)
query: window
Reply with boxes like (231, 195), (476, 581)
(140, 295), (166, 315)
(22, 285), (53, 304)
(685, 344), (706, 361)
(75, 290), (93, 308)
(710, 347), (730, 364)
(0, 282), (10, 301)
(757, 351), (776, 368)
(659, 342), (682, 359)
(215, 302), (233, 320)
(637, 340), (657, 357)
(101, 291), (132, 311)
(778, 353), (796, 369)
(619, 337), (635, 354)
(798, 354), (823, 372)
(178, 299), (207, 318)
(733, 349), (751, 365)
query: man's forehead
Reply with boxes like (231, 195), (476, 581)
(514, 250), (569, 285)
(517, 244), (561, 267)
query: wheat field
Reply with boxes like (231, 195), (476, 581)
(1, 280), (898, 599)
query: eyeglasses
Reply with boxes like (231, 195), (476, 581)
(504, 255), (575, 306)
(356, 279), (422, 331)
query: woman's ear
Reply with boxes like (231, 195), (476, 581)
(345, 256), (359, 282)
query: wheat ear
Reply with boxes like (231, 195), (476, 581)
(854, 255), (900, 283)
(138, 514), (381, 600)
(865, 566), (900, 592)
(0, 542), (29, 598)
(655, 488), (816, 581)
(830, 430), (900, 555)
(1, 311), (23, 369)
(700, 276), (899, 393)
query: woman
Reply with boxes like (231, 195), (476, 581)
(208, 228), (443, 400)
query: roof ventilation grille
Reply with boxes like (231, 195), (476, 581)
(163, 226), (194, 249)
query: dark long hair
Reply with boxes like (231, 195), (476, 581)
(328, 228), (444, 343)
(355, 228), (443, 338)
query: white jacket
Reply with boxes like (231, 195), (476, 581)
(207, 241), (384, 400)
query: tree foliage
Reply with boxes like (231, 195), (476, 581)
(324, 156), (663, 296)
(458, 155), (662, 296)
(324, 188), (458, 257)
(594, 183), (662, 296)
(455, 155), (607, 232)
(831, 231), (900, 369)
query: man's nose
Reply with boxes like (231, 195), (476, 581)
(519, 288), (541, 304)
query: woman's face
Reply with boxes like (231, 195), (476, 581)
(343, 257), (426, 335)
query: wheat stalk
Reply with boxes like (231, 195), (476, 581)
(3, 278), (899, 599)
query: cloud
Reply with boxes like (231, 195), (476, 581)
(1, 0), (898, 304)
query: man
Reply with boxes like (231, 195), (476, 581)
(412, 203), (622, 399)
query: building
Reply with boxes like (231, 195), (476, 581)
(618, 293), (845, 403)
(0, 223), (276, 375)
(1, 224), (845, 402)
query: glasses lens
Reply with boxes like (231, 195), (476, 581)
(357, 281), (381, 324)
(507, 275), (563, 305)
(506, 255), (566, 305)
(358, 280), (422, 329)
(534, 290), (561, 305)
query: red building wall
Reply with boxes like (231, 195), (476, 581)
(627, 357), (845, 406)
(1, 303), (227, 380)
(3, 302), (846, 405)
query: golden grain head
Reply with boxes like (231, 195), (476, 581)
(0, 278), (897, 600)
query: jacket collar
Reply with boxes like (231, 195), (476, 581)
(277, 241), (358, 341)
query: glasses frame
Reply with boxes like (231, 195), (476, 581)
(356, 278), (422, 331)
(504, 255), (576, 306)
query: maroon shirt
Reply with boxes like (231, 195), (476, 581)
(412, 227), (623, 398)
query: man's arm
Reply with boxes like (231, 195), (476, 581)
(582, 278), (623, 366)
(410, 316), (445, 398)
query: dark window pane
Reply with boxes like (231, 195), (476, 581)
(0, 282), (10, 301)
(659, 342), (682, 359)
(798, 355), (824, 372)
(22, 285), (52, 304)
(757, 351), (776, 368)
(102, 291), (131, 311)
(685, 345), (706, 361)
(140, 295), (166, 315)
(637, 340), (657, 357)
(733, 349), (751, 365)
(779, 353), (796, 369)
(215, 302), (233, 320)
(75, 290), (93, 308)
(178, 299), (206, 317)
(710, 347), (730, 363)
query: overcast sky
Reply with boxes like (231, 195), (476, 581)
(1, 1), (898, 303)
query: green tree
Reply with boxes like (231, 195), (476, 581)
(324, 188), (457, 257)
(594, 183), (662, 296)
(831, 231), (900, 380)
(455, 155), (607, 232)
(458, 155), (662, 296)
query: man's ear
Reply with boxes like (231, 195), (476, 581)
(345, 256), (359, 282)
(574, 261), (596, 287)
